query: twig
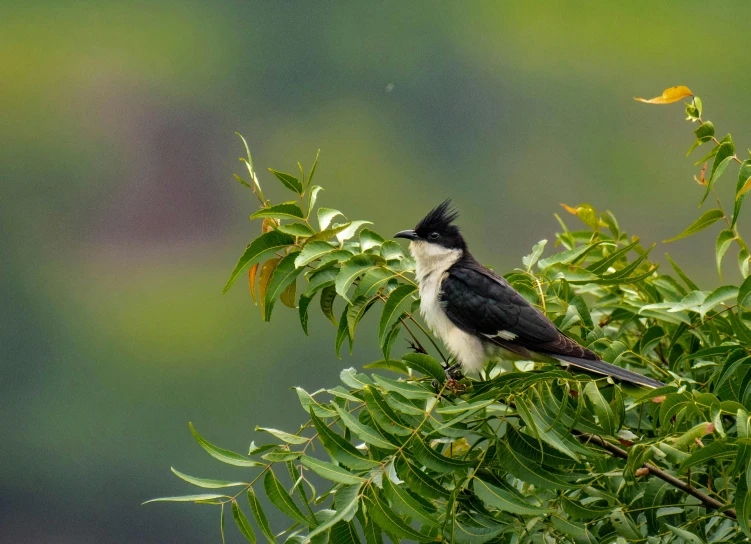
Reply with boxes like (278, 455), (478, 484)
(571, 430), (737, 519)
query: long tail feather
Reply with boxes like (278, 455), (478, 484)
(547, 353), (665, 389)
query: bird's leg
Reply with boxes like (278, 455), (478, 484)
(406, 339), (427, 355)
(444, 362), (463, 381)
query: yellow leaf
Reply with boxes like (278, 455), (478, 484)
(261, 217), (279, 234)
(694, 162), (708, 186)
(635, 85), (693, 104)
(258, 258), (281, 316)
(739, 176), (751, 197)
(560, 203), (579, 215)
(248, 263), (259, 303)
(280, 280), (297, 308)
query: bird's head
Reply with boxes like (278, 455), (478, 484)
(394, 200), (466, 262)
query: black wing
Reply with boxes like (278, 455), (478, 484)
(439, 260), (665, 388)
(439, 261), (598, 360)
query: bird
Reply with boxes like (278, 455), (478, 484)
(394, 200), (665, 389)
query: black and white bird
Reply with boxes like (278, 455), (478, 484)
(395, 200), (664, 389)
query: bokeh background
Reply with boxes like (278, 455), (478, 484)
(3, 2), (751, 542)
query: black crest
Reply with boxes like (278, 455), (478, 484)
(415, 199), (459, 235)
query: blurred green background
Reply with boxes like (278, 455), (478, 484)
(3, 1), (751, 541)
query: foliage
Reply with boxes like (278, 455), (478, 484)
(150, 90), (751, 542)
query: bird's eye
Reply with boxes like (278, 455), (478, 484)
(429, 232), (440, 240)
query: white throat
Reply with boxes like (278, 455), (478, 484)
(410, 241), (462, 286)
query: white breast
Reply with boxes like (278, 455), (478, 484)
(410, 241), (488, 373)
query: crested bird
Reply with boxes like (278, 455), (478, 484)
(394, 200), (664, 389)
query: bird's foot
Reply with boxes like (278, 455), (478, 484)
(406, 340), (428, 355)
(444, 362), (463, 381)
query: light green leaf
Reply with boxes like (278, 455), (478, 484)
(170, 468), (247, 489)
(308, 185), (323, 217)
(679, 439), (737, 471)
(223, 231), (294, 293)
(336, 220), (372, 243)
(269, 169), (303, 194)
(318, 208), (345, 230)
(378, 284), (417, 346)
(473, 478), (551, 515)
(371, 374), (433, 400)
(522, 239), (547, 271)
(310, 410), (379, 470)
(666, 524), (707, 544)
(296, 242), (337, 268)
(255, 427), (308, 445)
(263, 470), (314, 528)
(190, 423), (262, 467)
(700, 141), (735, 206)
(739, 275), (751, 308)
(584, 382), (616, 435)
(251, 202), (305, 221)
(667, 290), (709, 313)
(716, 229), (735, 279)
(381, 241), (405, 261)
(333, 405), (396, 450)
(304, 488), (359, 543)
(339, 367), (373, 389)
(696, 285), (738, 317)
(733, 160), (751, 227)
(264, 251), (304, 321)
(300, 455), (364, 485)
(363, 359), (409, 374)
(306, 222), (355, 244)
(335, 255), (385, 300)
(232, 501), (257, 544)
(664, 208), (724, 243)
(538, 241), (606, 269)
(360, 229), (385, 251)
(143, 494), (226, 504)
(277, 223), (316, 237)
(353, 268), (394, 299)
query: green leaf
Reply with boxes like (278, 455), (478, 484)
(411, 435), (474, 473)
(306, 223), (355, 244)
(716, 229), (735, 279)
(278, 223), (316, 237)
(190, 423), (262, 467)
(473, 478), (551, 515)
(251, 202), (305, 221)
(335, 220), (373, 243)
(318, 208), (345, 230)
(264, 251), (304, 321)
(223, 231), (294, 293)
(353, 268), (394, 299)
(679, 439), (737, 471)
(319, 285), (338, 326)
(666, 253), (700, 291)
(585, 238), (640, 274)
(378, 284), (418, 346)
(696, 285), (738, 317)
(347, 295), (378, 339)
(371, 374), (433, 400)
(395, 457), (449, 499)
(363, 385), (411, 436)
(263, 470), (314, 528)
(308, 185), (323, 217)
(402, 353), (446, 383)
(381, 241), (405, 261)
(739, 275), (751, 308)
(666, 524), (707, 544)
(248, 488), (278, 544)
(232, 501), (257, 544)
(664, 208), (724, 243)
(667, 290), (708, 313)
(741, 248), (750, 278)
(300, 455), (364, 485)
(538, 241), (606, 269)
(737, 462), (751, 539)
(335, 255), (385, 300)
(550, 515), (596, 544)
(363, 359), (409, 375)
(339, 367), (373, 389)
(382, 478), (440, 528)
(296, 242), (337, 268)
(255, 427), (308, 445)
(360, 229), (385, 251)
(523, 239), (547, 271)
(733, 160), (751, 227)
(305, 488), (360, 543)
(333, 405), (396, 450)
(143, 493), (226, 505)
(381, 321), (403, 360)
(700, 141), (735, 206)
(495, 443), (581, 490)
(269, 169), (303, 195)
(335, 306), (351, 358)
(363, 488), (430, 542)
(170, 468), (247, 489)
(310, 409), (379, 470)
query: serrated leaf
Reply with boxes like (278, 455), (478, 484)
(739, 276), (751, 309)
(411, 435), (474, 473)
(363, 359), (409, 374)
(263, 470), (314, 528)
(280, 280), (297, 309)
(395, 457), (449, 499)
(335, 255), (385, 300)
(269, 169), (303, 194)
(666, 524), (707, 544)
(363, 488), (430, 542)
(716, 229), (735, 279)
(664, 208), (724, 243)
(171, 468), (247, 489)
(296, 242), (338, 268)
(380, 240), (405, 261)
(537, 241), (605, 269)
(378, 284), (417, 346)
(264, 251), (304, 321)
(473, 478), (551, 515)
(255, 427), (308, 445)
(583, 382), (616, 435)
(300, 455), (364, 485)
(523, 239), (547, 271)
(335, 306), (351, 358)
(360, 229), (385, 252)
(224, 231), (294, 293)
(336, 220), (372, 243)
(248, 488), (278, 544)
(251, 202), (305, 221)
(382, 478), (440, 528)
(333, 405), (396, 450)
(306, 222), (354, 244)
(190, 423), (262, 467)
(310, 409), (379, 470)
(233, 501), (257, 543)
(353, 268), (394, 299)
(402, 353), (446, 383)
(371, 374), (433, 400)
(666, 253), (700, 291)
(308, 185), (323, 217)
(679, 439), (737, 471)
(318, 208), (345, 230)
(305, 489), (359, 543)
(277, 223), (316, 238)
(259, 258), (281, 317)
(319, 285), (338, 326)
(696, 285), (738, 317)
(363, 385), (411, 436)
(143, 493), (226, 504)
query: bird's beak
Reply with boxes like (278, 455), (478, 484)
(394, 230), (419, 241)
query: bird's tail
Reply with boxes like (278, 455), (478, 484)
(547, 353), (665, 389)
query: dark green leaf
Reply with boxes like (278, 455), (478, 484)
(378, 284), (417, 346)
(402, 353), (446, 383)
(473, 478), (551, 515)
(251, 202), (305, 221)
(263, 470), (314, 528)
(310, 409), (379, 470)
(335, 255), (385, 300)
(255, 427), (308, 445)
(664, 209), (724, 243)
(269, 169), (303, 194)
(319, 285), (338, 326)
(300, 456), (364, 485)
(190, 423), (262, 467)
(264, 251), (304, 321)
(666, 253), (700, 291)
(733, 160), (751, 227)
(224, 231), (294, 293)
(363, 488), (430, 542)
(278, 223), (316, 237)
(296, 242), (338, 268)
(700, 141), (735, 206)
(248, 487), (278, 544)
(411, 435), (474, 473)
(333, 405), (396, 450)
(233, 501), (257, 544)
(382, 478), (440, 528)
